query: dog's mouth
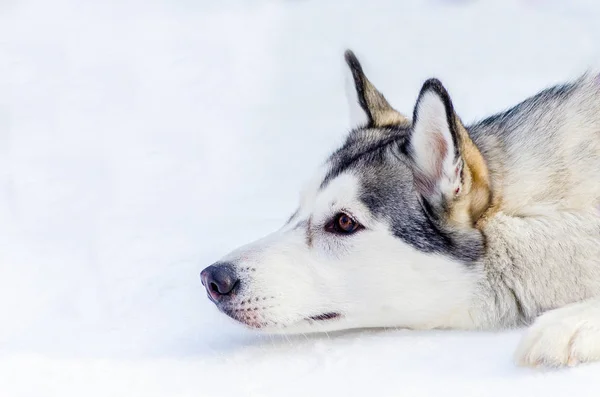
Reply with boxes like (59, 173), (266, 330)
(220, 305), (267, 329)
(307, 312), (341, 322)
(218, 303), (342, 330)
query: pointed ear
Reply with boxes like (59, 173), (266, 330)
(408, 79), (491, 227)
(344, 50), (409, 128)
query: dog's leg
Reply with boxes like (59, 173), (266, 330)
(515, 297), (600, 367)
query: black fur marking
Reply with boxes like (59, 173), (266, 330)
(419, 196), (439, 222)
(320, 127), (408, 189)
(321, 126), (484, 263)
(359, 162), (483, 263)
(345, 50), (373, 126)
(474, 80), (577, 130)
(315, 75), (586, 265)
(285, 209), (299, 225)
(309, 312), (340, 321)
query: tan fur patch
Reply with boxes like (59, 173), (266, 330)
(448, 117), (494, 228)
(475, 178), (503, 230)
(372, 109), (410, 127)
(362, 79), (410, 127)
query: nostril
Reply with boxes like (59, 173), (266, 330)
(201, 262), (240, 300)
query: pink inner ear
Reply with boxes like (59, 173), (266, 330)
(413, 131), (449, 198)
(431, 131), (448, 179)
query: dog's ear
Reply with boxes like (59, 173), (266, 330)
(407, 79), (491, 227)
(344, 50), (409, 128)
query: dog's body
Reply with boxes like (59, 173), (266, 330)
(201, 51), (600, 367)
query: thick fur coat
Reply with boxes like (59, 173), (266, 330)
(201, 51), (600, 368)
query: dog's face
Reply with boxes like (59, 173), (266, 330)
(201, 51), (490, 333)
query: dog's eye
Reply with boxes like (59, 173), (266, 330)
(325, 213), (363, 235)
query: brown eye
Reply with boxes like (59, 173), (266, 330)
(325, 212), (363, 235)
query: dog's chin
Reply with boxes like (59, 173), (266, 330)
(219, 303), (344, 333)
(276, 312), (346, 334)
(218, 305), (270, 329)
(242, 314), (345, 334)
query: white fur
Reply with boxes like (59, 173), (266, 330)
(220, 171), (480, 333)
(515, 298), (600, 367)
(208, 71), (600, 369)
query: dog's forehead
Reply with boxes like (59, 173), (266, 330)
(297, 167), (360, 218)
(315, 172), (361, 208)
(296, 127), (412, 217)
(287, 126), (449, 257)
(321, 127), (408, 188)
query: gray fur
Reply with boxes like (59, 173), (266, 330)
(328, 72), (600, 329)
(204, 52), (600, 367)
(323, 128), (484, 262)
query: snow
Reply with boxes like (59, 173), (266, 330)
(2, 0), (600, 396)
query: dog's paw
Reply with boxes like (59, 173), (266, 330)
(514, 302), (600, 368)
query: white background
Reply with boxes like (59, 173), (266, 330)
(2, 0), (600, 396)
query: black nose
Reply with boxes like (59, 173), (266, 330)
(200, 263), (239, 302)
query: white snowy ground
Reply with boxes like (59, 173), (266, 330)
(2, 0), (600, 396)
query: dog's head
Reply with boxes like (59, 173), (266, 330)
(201, 51), (491, 333)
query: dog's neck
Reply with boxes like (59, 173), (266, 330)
(457, 209), (600, 331)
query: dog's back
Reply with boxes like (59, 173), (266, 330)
(471, 74), (600, 216)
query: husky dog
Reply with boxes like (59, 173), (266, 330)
(201, 50), (600, 367)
